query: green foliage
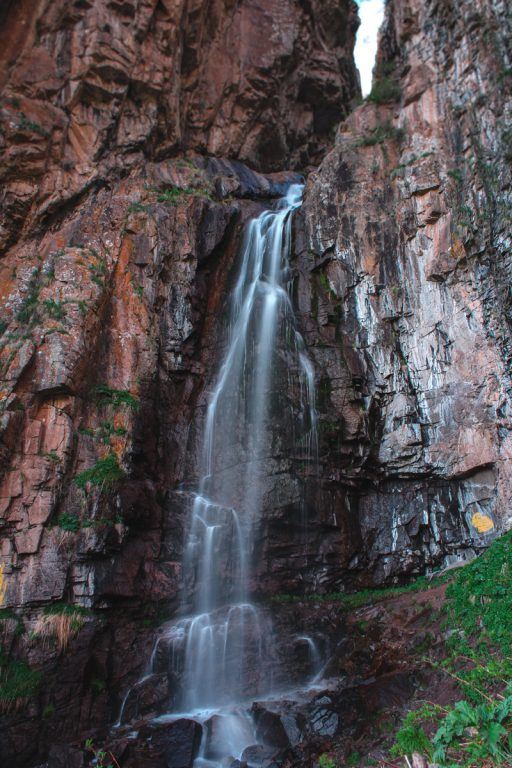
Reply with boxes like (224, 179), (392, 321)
(366, 76), (401, 105)
(57, 513), (81, 532)
(0, 653), (42, 708)
(84, 739), (116, 768)
(74, 453), (125, 492)
(93, 384), (139, 410)
(273, 571), (457, 609)
(43, 602), (89, 618)
(157, 185), (214, 204)
(43, 299), (66, 320)
(0, 608), (24, 636)
(432, 697), (512, 765)
(97, 421), (128, 444)
(353, 122), (404, 148)
(391, 703), (441, 758)
(90, 677), (106, 695)
(448, 168), (464, 184)
(391, 532), (512, 766)
(446, 530), (512, 655)
(17, 115), (50, 137)
(42, 703), (55, 718)
(88, 253), (108, 287)
(318, 753), (336, 768)
(16, 268), (41, 325)
(346, 751), (361, 766)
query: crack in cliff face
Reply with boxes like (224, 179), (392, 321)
(0, 0), (511, 764)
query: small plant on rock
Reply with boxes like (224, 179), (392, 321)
(74, 452), (125, 492)
(0, 653), (42, 712)
(34, 603), (89, 651)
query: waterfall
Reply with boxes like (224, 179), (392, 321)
(118, 184), (319, 764)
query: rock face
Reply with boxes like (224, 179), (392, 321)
(291, 0), (512, 586)
(0, 0), (360, 252)
(0, 0), (511, 764)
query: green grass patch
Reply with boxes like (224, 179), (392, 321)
(391, 532), (512, 766)
(273, 571), (456, 609)
(92, 384), (139, 410)
(57, 513), (81, 532)
(43, 299), (66, 320)
(353, 122), (404, 148)
(0, 654), (42, 709)
(157, 185), (214, 204)
(74, 453), (125, 492)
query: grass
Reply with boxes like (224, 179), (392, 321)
(16, 268), (41, 325)
(353, 122), (404, 148)
(272, 571), (457, 609)
(74, 453), (125, 492)
(0, 654), (42, 712)
(157, 185), (214, 204)
(92, 384), (139, 410)
(57, 513), (81, 532)
(34, 603), (89, 651)
(43, 299), (66, 320)
(391, 531), (512, 766)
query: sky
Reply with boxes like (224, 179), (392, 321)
(354, 0), (385, 96)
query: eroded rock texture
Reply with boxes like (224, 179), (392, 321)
(295, 0), (512, 584)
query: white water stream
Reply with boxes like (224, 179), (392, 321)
(118, 184), (321, 766)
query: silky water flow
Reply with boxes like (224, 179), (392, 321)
(117, 184), (322, 766)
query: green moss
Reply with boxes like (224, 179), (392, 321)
(74, 453), (125, 492)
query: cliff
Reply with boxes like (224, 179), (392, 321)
(0, 0), (511, 765)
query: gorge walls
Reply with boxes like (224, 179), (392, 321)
(0, 0), (511, 764)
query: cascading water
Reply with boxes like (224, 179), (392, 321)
(118, 184), (321, 766)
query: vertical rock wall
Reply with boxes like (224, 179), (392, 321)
(295, 0), (512, 584)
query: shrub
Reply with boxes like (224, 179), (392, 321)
(16, 269), (41, 325)
(318, 754), (336, 768)
(366, 76), (401, 104)
(92, 384), (139, 410)
(57, 513), (80, 532)
(353, 122), (404, 148)
(75, 453), (125, 492)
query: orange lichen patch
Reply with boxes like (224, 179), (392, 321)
(471, 511), (494, 534)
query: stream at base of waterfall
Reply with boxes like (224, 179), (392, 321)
(116, 185), (328, 767)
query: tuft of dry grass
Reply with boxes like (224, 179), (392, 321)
(34, 607), (87, 651)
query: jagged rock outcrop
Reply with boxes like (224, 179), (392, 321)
(0, 0), (359, 253)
